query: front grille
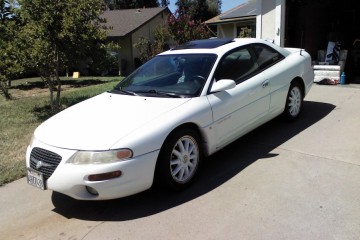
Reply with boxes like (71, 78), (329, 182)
(30, 147), (62, 180)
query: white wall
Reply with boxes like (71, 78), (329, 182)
(256, 0), (285, 46)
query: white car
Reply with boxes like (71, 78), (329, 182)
(26, 38), (313, 200)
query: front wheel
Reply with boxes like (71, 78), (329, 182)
(155, 128), (202, 190)
(283, 82), (303, 121)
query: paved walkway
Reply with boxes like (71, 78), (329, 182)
(1, 84), (360, 240)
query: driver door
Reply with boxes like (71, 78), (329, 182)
(207, 45), (271, 149)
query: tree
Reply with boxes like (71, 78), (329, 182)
(169, 0), (221, 45)
(168, 2), (214, 46)
(175, 0), (191, 16)
(207, 0), (222, 16)
(193, 0), (221, 22)
(106, 0), (160, 10)
(168, 10), (212, 45)
(134, 24), (171, 63)
(88, 42), (122, 76)
(17, 0), (108, 111)
(175, 0), (221, 22)
(0, 0), (22, 100)
(160, 0), (169, 7)
(191, 0), (209, 22)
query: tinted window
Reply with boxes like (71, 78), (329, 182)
(215, 47), (259, 84)
(253, 44), (284, 69)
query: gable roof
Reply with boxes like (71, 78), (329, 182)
(101, 7), (170, 37)
(205, 0), (257, 25)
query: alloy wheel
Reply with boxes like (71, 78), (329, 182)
(170, 135), (199, 184)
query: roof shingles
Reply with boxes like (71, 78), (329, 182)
(205, 0), (256, 25)
(101, 7), (169, 37)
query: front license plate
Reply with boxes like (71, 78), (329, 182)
(27, 168), (45, 190)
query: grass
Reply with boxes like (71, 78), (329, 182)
(0, 76), (121, 186)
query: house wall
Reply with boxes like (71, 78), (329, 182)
(256, 0), (285, 46)
(217, 23), (236, 38)
(118, 36), (133, 76)
(216, 20), (257, 38)
(133, 13), (167, 48)
(112, 12), (170, 76)
(259, 0), (276, 41)
(131, 12), (169, 66)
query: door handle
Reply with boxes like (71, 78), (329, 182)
(262, 79), (269, 88)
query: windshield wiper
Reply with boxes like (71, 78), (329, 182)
(143, 89), (183, 98)
(110, 87), (138, 96)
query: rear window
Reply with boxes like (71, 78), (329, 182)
(253, 44), (284, 69)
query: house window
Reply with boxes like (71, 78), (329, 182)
(236, 22), (256, 38)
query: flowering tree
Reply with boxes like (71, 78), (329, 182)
(167, 9), (212, 45)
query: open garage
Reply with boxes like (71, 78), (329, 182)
(285, 0), (360, 82)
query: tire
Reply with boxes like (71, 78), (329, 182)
(283, 81), (303, 121)
(155, 128), (202, 191)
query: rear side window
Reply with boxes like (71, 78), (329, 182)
(253, 44), (284, 70)
(215, 46), (259, 84)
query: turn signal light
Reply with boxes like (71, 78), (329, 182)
(88, 170), (122, 182)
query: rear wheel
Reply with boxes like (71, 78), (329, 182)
(283, 81), (303, 121)
(155, 128), (202, 190)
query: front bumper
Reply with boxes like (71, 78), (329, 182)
(25, 139), (159, 200)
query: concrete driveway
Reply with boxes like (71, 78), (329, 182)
(1, 84), (360, 240)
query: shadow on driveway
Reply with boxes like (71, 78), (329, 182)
(52, 100), (336, 221)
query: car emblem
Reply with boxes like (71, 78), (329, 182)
(33, 159), (51, 170)
(36, 161), (43, 169)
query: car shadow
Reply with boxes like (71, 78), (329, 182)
(52, 100), (336, 221)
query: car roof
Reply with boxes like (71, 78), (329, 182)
(159, 38), (290, 57)
(172, 38), (234, 50)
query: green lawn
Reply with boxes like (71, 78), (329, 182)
(0, 76), (122, 186)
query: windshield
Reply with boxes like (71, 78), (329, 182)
(113, 54), (217, 98)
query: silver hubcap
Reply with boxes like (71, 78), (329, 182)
(288, 86), (302, 117)
(170, 135), (199, 183)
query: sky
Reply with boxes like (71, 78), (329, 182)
(168, 0), (246, 14)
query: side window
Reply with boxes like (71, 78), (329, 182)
(253, 44), (284, 70)
(215, 47), (259, 84)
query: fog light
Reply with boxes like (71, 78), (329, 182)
(88, 170), (122, 182)
(86, 186), (99, 196)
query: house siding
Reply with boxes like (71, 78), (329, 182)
(103, 8), (171, 76)
(206, 0), (287, 46)
(260, 0), (276, 41)
(132, 13), (167, 58)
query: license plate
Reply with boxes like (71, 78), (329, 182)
(27, 168), (46, 190)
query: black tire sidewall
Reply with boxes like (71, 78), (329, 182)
(155, 128), (203, 191)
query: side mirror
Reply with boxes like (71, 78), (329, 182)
(210, 79), (236, 93)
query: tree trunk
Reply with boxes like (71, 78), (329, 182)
(0, 81), (12, 100)
(55, 46), (61, 110)
(42, 75), (55, 110)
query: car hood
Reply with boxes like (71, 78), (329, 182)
(35, 92), (191, 150)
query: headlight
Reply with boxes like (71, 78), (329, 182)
(66, 149), (133, 164)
